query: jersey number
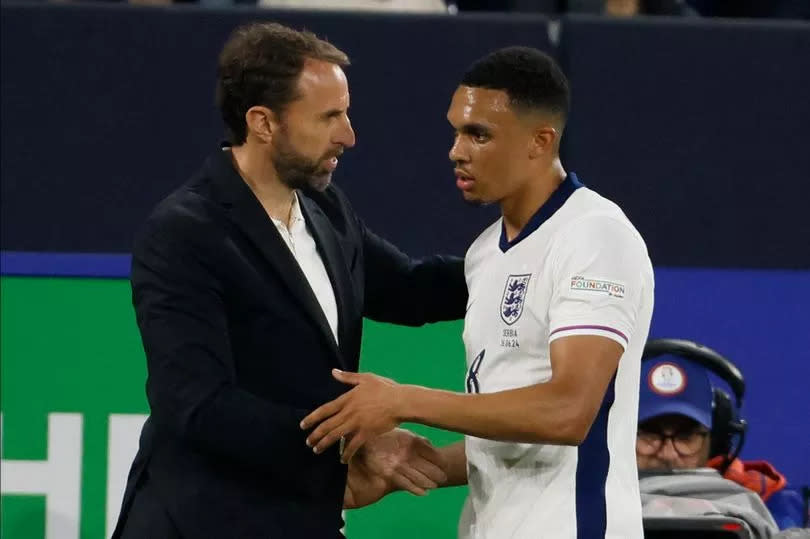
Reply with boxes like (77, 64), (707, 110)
(466, 349), (485, 394)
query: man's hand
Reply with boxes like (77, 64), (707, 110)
(344, 428), (448, 509)
(301, 369), (406, 462)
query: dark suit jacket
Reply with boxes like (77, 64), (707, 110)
(112, 148), (467, 538)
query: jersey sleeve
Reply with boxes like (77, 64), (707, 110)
(547, 215), (650, 350)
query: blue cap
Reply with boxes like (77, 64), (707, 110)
(639, 355), (714, 429)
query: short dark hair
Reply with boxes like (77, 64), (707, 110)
(216, 22), (350, 145)
(461, 46), (569, 124)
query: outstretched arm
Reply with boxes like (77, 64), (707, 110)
(361, 224), (467, 325)
(300, 335), (622, 461)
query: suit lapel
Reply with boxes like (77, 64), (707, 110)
(207, 150), (343, 363)
(299, 195), (354, 369)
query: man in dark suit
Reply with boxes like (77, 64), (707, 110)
(112, 22), (467, 538)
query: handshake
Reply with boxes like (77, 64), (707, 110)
(341, 427), (449, 510)
(297, 369), (451, 509)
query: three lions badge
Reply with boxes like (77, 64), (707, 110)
(501, 274), (531, 325)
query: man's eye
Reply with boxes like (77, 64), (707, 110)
(474, 133), (489, 143)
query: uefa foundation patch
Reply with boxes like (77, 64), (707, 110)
(569, 276), (626, 298)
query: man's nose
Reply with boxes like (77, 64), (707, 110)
(335, 118), (356, 149)
(657, 438), (680, 461)
(449, 137), (466, 163)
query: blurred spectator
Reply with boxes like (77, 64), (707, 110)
(687, 0), (810, 19)
(638, 339), (807, 530)
(453, 0), (695, 15)
(257, 0), (449, 12)
(587, 0), (696, 15)
(454, 0), (808, 18)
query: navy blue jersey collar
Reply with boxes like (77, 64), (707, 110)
(499, 173), (584, 253)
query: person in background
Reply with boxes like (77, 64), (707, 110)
(453, 0), (695, 16)
(637, 342), (806, 530)
(257, 0), (449, 11)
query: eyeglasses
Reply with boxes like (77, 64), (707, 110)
(636, 429), (709, 457)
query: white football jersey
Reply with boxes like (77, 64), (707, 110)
(459, 174), (654, 539)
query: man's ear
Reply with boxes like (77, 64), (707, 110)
(245, 106), (277, 144)
(528, 126), (558, 159)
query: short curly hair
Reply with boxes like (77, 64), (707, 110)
(461, 46), (569, 124)
(216, 22), (350, 144)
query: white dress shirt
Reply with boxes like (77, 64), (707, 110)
(269, 192), (339, 345)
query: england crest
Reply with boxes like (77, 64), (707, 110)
(501, 274), (531, 325)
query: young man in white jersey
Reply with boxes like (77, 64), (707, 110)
(301, 47), (655, 538)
